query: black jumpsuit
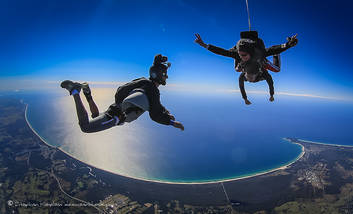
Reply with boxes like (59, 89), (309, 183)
(77, 78), (172, 133)
(207, 43), (290, 100)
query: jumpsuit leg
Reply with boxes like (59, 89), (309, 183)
(73, 94), (89, 127)
(81, 82), (99, 118)
(87, 99), (99, 118)
(72, 94), (117, 133)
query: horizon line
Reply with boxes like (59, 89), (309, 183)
(0, 79), (352, 102)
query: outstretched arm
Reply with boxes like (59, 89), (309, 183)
(265, 34), (298, 56)
(286, 34), (298, 48)
(194, 33), (208, 48)
(194, 33), (237, 58)
(148, 88), (184, 131)
(164, 110), (184, 131)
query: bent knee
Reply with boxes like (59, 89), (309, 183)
(80, 126), (89, 133)
(79, 123), (93, 133)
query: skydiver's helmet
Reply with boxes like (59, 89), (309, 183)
(240, 31), (259, 41)
(238, 31), (266, 81)
(149, 54), (171, 86)
(236, 38), (256, 57)
(240, 30), (266, 58)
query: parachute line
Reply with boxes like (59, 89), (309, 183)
(245, 0), (251, 31)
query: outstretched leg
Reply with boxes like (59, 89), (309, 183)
(73, 93), (90, 127)
(60, 80), (89, 126)
(82, 82), (99, 118)
(61, 80), (121, 133)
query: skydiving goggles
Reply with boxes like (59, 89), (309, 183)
(239, 53), (250, 57)
(162, 62), (171, 68)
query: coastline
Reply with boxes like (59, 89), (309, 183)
(25, 103), (306, 185)
(296, 138), (353, 148)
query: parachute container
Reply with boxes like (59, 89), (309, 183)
(121, 89), (149, 123)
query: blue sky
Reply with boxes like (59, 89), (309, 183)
(1, 0), (353, 99)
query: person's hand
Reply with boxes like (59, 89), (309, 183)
(245, 99), (252, 105)
(286, 34), (298, 48)
(269, 96), (274, 102)
(172, 121), (184, 131)
(194, 33), (208, 48)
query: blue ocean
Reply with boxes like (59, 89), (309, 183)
(13, 89), (353, 183)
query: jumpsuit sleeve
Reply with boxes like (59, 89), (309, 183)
(262, 71), (274, 96)
(208, 44), (237, 58)
(148, 88), (172, 125)
(265, 44), (290, 57)
(238, 73), (247, 100)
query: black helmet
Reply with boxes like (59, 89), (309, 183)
(149, 54), (171, 85)
(236, 39), (256, 56)
(240, 30), (259, 41)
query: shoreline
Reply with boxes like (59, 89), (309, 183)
(296, 138), (353, 148)
(25, 103), (306, 185)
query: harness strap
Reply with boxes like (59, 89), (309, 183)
(101, 118), (114, 125)
(264, 59), (280, 72)
(114, 116), (120, 126)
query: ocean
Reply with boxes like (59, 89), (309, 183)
(16, 88), (353, 183)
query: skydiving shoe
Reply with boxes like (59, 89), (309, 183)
(81, 82), (93, 101)
(60, 80), (82, 95)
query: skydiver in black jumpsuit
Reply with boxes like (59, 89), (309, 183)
(60, 54), (184, 133)
(195, 32), (298, 105)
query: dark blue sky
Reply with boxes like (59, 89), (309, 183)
(1, 0), (353, 98)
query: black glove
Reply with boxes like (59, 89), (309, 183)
(286, 34), (298, 48)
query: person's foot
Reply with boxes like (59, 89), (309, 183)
(60, 80), (81, 95)
(244, 99), (252, 105)
(81, 82), (91, 96)
(81, 82), (93, 101)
